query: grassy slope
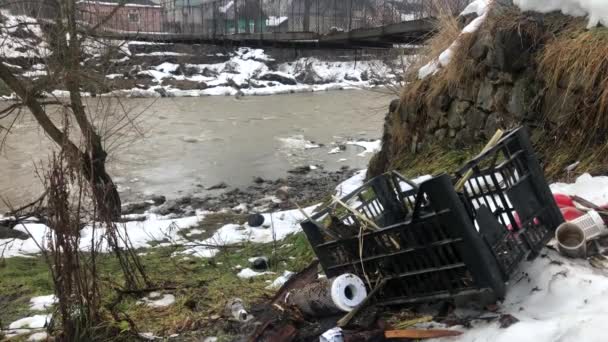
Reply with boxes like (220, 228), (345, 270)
(0, 230), (315, 340)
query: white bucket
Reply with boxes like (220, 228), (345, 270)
(570, 210), (607, 240)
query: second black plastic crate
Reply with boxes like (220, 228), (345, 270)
(455, 127), (564, 280)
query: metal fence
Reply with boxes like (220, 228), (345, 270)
(1, 0), (471, 36)
(161, 0), (440, 36)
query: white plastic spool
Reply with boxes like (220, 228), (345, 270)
(330, 274), (367, 312)
(285, 273), (367, 316)
(571, 210), (608, 240)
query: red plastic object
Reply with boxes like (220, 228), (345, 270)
(553, 194), (575, 208)
(560, 207), (584, 221)
(507, 212), (541, 231)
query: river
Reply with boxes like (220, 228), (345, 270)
(0, 90), (391, 209)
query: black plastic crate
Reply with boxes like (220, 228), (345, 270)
(301, 173), (507, 306)
(455, 127), (564, 280)
(301, 127), (563, 306)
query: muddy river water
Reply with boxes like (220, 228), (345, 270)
(0, 90), (391, 209)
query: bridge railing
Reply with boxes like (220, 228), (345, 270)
(158, 0), (444, 37)
(1, 0), (471, 38)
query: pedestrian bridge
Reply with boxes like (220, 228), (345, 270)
(83, 0), (449, 48)
(8, 0), (463, 48)
(94, 18), (435, 49)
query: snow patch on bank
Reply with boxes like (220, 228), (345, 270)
(419, 0), (490, 79)
(278, 135), (321, 150)
(433, 250), (608, 342)
(9, 314), (50, 330)
(347, 140), (381, 156)
(514, 0), (608, 28)
(0, 10), (49, 59)
(29, 295), (57, 311)
(138, 292), (176, 308)
(550, 173), (608, 207)
(178, 205), (320, 258)
(335, 169), (368, 197)
(1, 214), (203, 258)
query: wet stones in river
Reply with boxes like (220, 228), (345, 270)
(344, 73), (361, 82)
(207, 182), (229, 190)
(288, 166), (313, 175)
(147, 195), (166, 206)
(122, 201), (153, 215)
(201, 67), (219, 78)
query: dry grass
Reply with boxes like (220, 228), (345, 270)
(395, 7), (485, 151)
(401, 5), (487, 111)
(539, 24), (608, 146)
(386, 3), (608, 180)
(406, 12), (462, 82)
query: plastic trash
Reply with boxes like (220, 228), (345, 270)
(554, 194), (575, 208)
(224, 298), (252, 322)
(560, 207), (585, 221)
(570, 210), (608, 240)
(320, 327), (343, 342)
(285, 273), (367, 316)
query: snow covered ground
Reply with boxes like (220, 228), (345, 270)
(432, 249), (608, 342)
(109, 48), (403, 98)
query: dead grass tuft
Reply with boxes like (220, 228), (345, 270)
(405, 12), (462, 83)
(539, 24), (608, 147)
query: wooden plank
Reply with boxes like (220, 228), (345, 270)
(385, 329), (463, 339)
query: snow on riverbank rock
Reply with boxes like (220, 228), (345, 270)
(419, 0), (490, 79)
(9, 314), (50, 330)
(29, 295), (57, 311)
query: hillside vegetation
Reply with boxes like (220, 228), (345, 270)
(370, 1), (608, 180)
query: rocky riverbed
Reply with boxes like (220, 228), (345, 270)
(121, 165), (357, 218)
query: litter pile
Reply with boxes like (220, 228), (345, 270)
(246, 127), (608, 341)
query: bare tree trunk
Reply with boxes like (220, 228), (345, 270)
(64, 0), (122, 220)
(0, 0), (122, 220)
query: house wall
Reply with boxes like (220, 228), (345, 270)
(164, 5), (205, 33)
(78, 2), (163, 32)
